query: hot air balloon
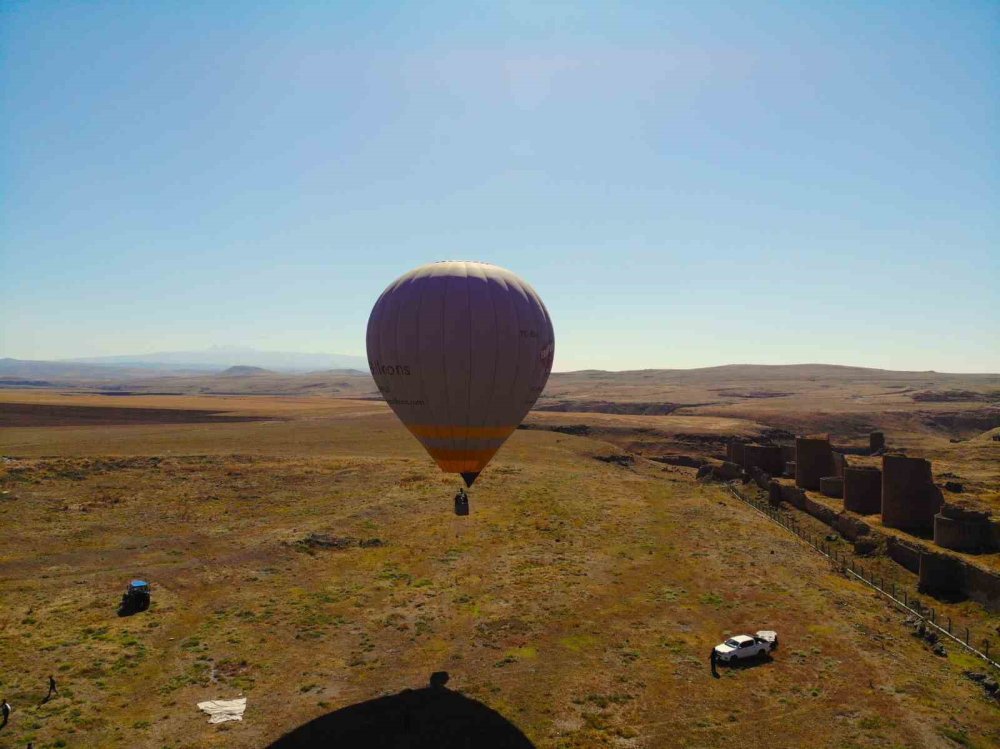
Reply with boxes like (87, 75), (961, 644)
(366, 261), (555, 489)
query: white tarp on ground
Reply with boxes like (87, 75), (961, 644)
(197, 697), (247, 724)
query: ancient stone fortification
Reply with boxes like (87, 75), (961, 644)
(802, 493), (838, 525)
(835, 513), (870, 542)
(934, 503), (993, 553)
(919, 550), (966, 596)
(721, 430), (1000, 610)
(748, 466), (770, 491)
(779, 483), (807, 510)
(726, 441), (746, 467)
(819, 476), (843, 498)
(795, 436), (834, 490)
(831, 452), (847, 478)
(881, 455), (943, 534)
(965, 565), (1000, 611)
(743, 444), (784, 476)
(887, 536), (921, 574)
(697, 460), (743, 482)
(771, 477), (1000, 610)
(768, 480), (782, 506)
(843, 467), (882, 515)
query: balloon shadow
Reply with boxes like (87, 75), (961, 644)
(267, 672), (535, 749)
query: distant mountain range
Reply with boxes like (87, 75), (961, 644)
(62, 346), (368, 373)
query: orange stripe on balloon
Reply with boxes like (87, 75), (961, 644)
(408, 424), (515, 439)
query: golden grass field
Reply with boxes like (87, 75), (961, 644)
(1, 386), (998, 748)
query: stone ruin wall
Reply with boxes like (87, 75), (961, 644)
(676, 432), (993, 599)
(781, 483), (1000, 611)
(934, 503), (993, 554)
(727, 431), (1000, 611)
(843, 467), (881, 515)
(881, 455), (943, 534)
(795, 436), (834, 491)
(743, 444), (784, 476)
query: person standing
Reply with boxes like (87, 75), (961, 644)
(46, 675), (57, 700)
(710, 647), (719, 678)
(1, 698), (11, 727)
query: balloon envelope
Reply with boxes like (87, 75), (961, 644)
(367, 261), (555, 485)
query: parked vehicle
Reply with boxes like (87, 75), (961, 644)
(714, 630), (778, 662)
(119, 579), (151, 614)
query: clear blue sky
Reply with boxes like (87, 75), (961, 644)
(2, 1), (997, 372)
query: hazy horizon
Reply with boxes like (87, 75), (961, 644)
(3, 345), (998, 376)
(2, 2), (997, 372)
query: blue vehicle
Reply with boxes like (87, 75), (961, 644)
(120, 579), (151, 613)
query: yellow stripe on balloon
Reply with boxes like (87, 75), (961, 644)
(408, 424), (515, 439)
(425, 446), (499, 473)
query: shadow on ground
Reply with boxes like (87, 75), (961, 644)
(725, 653), (774, 670)
(267, 672), (535, 749)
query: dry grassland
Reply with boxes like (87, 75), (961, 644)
(0, 391), (997, 748)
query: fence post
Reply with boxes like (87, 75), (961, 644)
(985, 640), (990, 658)
(947, 617), (951, 634)
(965, 627), (970, 645)
(891, 582), (895, 598)
(903, 590), (907, 606)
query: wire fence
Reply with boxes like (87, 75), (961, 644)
(726, 483), (1000, 672)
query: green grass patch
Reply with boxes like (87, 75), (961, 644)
(559, 633), (598, 652)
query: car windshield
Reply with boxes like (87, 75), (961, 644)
(724, 639), (740, 648)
